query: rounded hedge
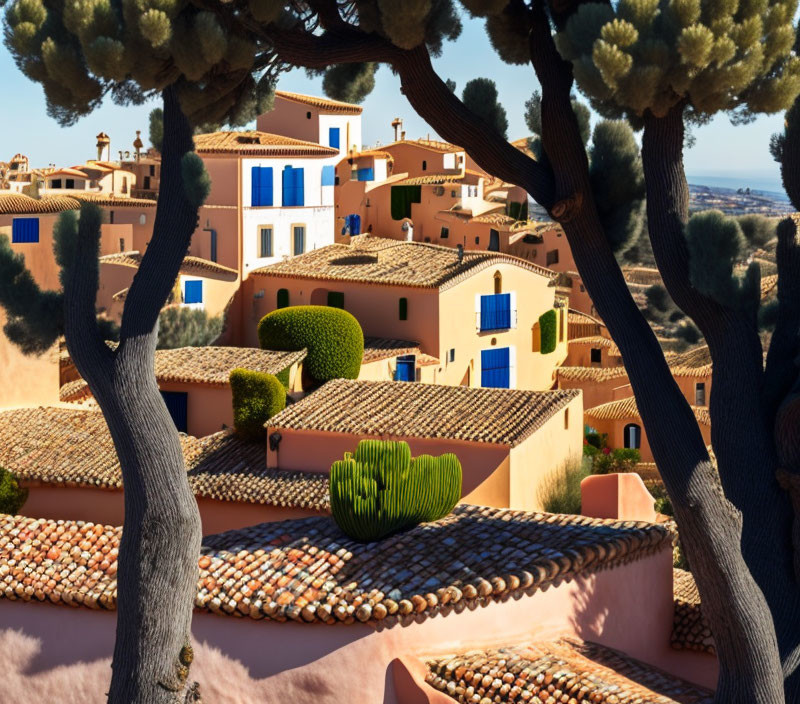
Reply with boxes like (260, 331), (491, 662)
(230, 368), (286, 440)
(539, 309), (557, 354)
(257, 305), (364, 385)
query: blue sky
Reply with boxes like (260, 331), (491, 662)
(0, 14), (788, 193)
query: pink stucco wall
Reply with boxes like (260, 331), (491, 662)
(0, 544), (716, 704)
(581, 473), (657, 523)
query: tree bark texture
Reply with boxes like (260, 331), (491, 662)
(642, 107), (800, 699)
(63, 86), (202, 704)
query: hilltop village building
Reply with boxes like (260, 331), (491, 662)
(266, 379), (582, 511)
(245, 236), (568, 390)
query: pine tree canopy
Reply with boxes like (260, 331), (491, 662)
(551, 0), (800, 119)
(462, 77), (509, 137)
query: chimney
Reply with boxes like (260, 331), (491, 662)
(391, 117), (403, 141)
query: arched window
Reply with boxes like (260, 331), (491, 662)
(493, 271), (502, 294)
(623, 423), (642, 449)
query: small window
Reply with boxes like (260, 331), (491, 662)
(306, 111), (312, 119)
(564, 408), (569, 429)
(546, 249), (559, 266)
(580, 284), (586, 292)
(184, 280), (203, 304)
(51, 179), (62, 189)
(624, 423), (642, 450)
(327, 291), (345, 309)
(590, 348), (602, 364)
(144, 176), (151, 190)
(122, 177), (128, 194)
(329, 127), (340, 149)
(558, 309), (565, 342)
(149, 165), (156, 176)
(139, 214), (147, 226)
(493, 271), (502, 294)
(451, 190), (457, 197)
(119, 238), (125, 252)
(260, 227), (273, 257)
(448, 348), (455, 363)
(293, 226), (305, 255)
(422, 160), (427, 171)
(277, 288), (289, 308)
(695, 382), (706, 406)
(109, 210), (115, 224)
(65, 179), (75, 189)
(399, 297), (408, 320)
(475, 236), (480, 245)
(440, 226), (449, 239)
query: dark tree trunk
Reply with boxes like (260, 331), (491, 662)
(641, 107), (800, 699)
(63, 86), (202, 704)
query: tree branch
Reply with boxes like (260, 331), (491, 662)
(120, 85), (199, 342)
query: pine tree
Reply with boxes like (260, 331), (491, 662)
(461, 77), (509, 137)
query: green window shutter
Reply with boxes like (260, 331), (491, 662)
(399, 297), (408, 320)
(277, 288), (290, 309)
(327, 291), (345, 309)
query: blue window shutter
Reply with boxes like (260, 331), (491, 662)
(12, 218), (39, 243)
(481, 347), (510, 388)
(161, 391), (188, 433)
(479, 293), (511, 331)
(282, 166), (294, 206)
(259, 167), (273, 206)
(321, 165), (335, 186)
(184, 280), (203, 304)
(352, 214), (361, 235)
(294, 167), (304, 206)
(329, 127), (340, 149)
(357, 167), (375, 181)
(251, 166), (261, 206)
(394, 355), (415, 382)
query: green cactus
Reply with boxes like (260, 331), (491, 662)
(329, 440), (462, 542)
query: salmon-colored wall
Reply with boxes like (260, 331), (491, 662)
(381, 143), (463, 178)
(0, 215), (64, 289)
(0, 544), (716, 703)
(557, 375), (633, 410)
(202, 158), (241, 208)
(437, 263), (567, 390)
(190, 207), (241, 274)
(266, 428), (512, 506)
(673, 373), (712, 408)
(565, 342), (623, 368)
(19, 483), (324, 536)
(158, 382), (232, 438)
(242, 275), (441, 353)
(581, 473), (657, 523)
(0, 311), (60, 408)
(257, 100), (321, 144)
(96, 263), (135, 322)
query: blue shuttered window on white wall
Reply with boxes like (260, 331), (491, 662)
(356, 167), (374, 181)
(184, 280), (203, 304)
(282, 166), (305, 206)
(329, 127), (340, 149)
(481, 347), (511, 388)
(251, 166), (273, 206)
(11, 218), (39, 243)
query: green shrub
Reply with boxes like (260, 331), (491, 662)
(647, 481), (674, 517)
(0, 467), (27, 514)
(592, 448), (640, 474)
(257, 305), (364, 386)
(330, 439), (462, 541)
(584, 431), (607, 449)
(539, 309), (557, 354)
(157, 307), (224, 349)
(229, 368), (286, 440)
(538, 460), (589, 515)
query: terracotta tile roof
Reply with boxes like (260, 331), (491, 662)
(362, 337), (420, 363)
(395, 172), (466, 186)
(0, 407), (327, 510)
(470, 212), (516, 226)
(275, 90), (363, 114)
(623, 266), (663, 286)
(47, 167), (90, 178)
(586, 397), (711, 426)
(669, 345), (712, 378)
(385, 138), (463, 154)
(672, 568), (714, 655)
(251, 236), (556, 289)
(0, 193), (79, 214)
(568, 308), (605, 327)
(426, 637), (713, 703)
(68, 193), (156, 208)
(0, 505), (672, 622)
(194, 131), (339, 157)
(187, 430), (329, 511)
(60, 347), (306, 401)
(98, 251), (238, 278)
(346, 149), (393, 161)
(569, 335), (621, 356)
(761, 273), (778, 299)
(268, 379), (579, 447)
(556, 366), (630, 382)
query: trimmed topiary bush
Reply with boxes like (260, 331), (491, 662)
(539, 309), (557, 354)
(230, 368), (286, 440)
(330, 439), (462, 542)
(0, 467), (27, 514)
(257, 305), (364, 386)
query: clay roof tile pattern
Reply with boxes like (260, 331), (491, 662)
(194, 130), (339, 157)
(67, 193), (156, 207)
(362, 337), (421, 363)
(569, 336), (621, 356)
(0, 193), (80, 214)
(0, 407), (327, 510)
(268, 379), (579, 447)
(585, 397), (711, 426)
(99, 251), (238, 278)
(0, 505), (673, 624)
(426, 637), (713, 704)
(275, 90), (363, 114)
(556, 366), (630, 383)
(671, 568), (715, 655)
(251, 236), (556, 289)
